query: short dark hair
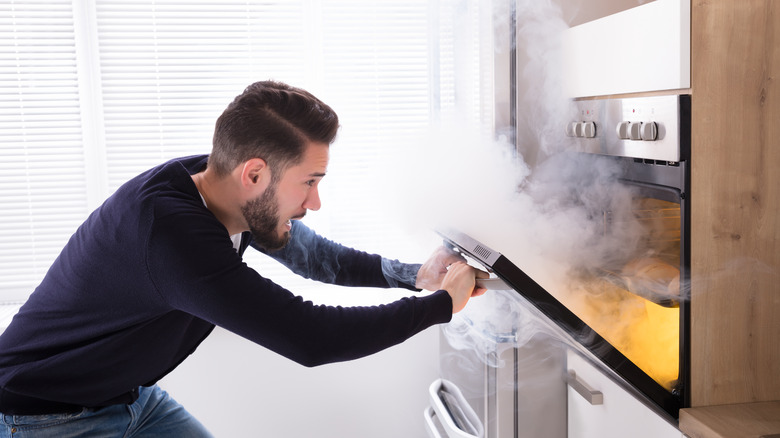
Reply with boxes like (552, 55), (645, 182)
(209, 80), (339, 180)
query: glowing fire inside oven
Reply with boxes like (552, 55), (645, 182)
(563, 280), (680, 390)
(557, 198), (682, 391)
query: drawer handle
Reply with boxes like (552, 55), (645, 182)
(428, 379), (483, 438)
(423, 406), (444, 438)
(566, 370), (604, 405)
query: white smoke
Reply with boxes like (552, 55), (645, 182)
(388, 1), (689, 433)
(376, 0), (680, 366)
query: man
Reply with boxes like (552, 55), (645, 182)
(0, 80), (486, 437)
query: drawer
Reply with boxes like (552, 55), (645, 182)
(567, 349), (682, 438)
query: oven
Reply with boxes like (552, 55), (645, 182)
(422, 1), (692, 436)
(561, 93), (692, 413)
(424, 93), (690, 437)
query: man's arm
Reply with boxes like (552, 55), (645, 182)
(148, 212), (455, 367)
(253, 220), (421, 290)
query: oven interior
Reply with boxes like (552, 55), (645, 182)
(564, 179), (684, 394)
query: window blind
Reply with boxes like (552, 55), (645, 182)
(1, 0), (490, 303)
(94, 0), (310, 190)
(0, 0), (88, 301)
(314, 1), (434, 252)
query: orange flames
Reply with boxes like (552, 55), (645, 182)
(559, 278), (680, 390)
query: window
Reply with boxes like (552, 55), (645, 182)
(1, 0), (88, 302)
(1, 0), (493, 303)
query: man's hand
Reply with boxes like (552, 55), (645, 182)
(415, 246), (467, 291)
(441, 261), (489, 313)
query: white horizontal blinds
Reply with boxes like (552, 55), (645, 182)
(314, 1), (434, 254)
(0, 0), (89, 301)
(94, 0), (308, 192)
(92, 0), (315, 292)
(0, 0), (483, 302)
(435, 0), (457, 113)
(443, 0), (487, 127)
(242, 1), (445, 293)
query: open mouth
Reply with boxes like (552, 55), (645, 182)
(284, 212), (307, 231)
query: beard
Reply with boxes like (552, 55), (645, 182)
(241, 182), (290, 252)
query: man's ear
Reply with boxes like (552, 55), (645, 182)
(240, 158), (269, 189)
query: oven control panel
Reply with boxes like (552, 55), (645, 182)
(565, 95), (689, 163)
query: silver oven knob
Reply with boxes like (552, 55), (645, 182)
(616, 121), (630, 139)
(566, 122), (578, 137)
(628, 122), (642, 140)
(582, 121), (596, 138)
(641, 121), (658, 141)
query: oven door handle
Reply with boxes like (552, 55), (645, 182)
(428, 379), (484, 438)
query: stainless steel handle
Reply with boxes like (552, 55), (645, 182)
(566, 370), (604, 405)
(474, 277), (510, 290)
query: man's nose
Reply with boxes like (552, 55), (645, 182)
(303, 185), (321, 211)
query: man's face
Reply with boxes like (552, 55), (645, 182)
(242, 142), (329, 251)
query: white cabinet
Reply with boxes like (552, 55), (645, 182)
(567, 350), (683, 438)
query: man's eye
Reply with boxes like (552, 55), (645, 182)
(306, 180), (316, 187)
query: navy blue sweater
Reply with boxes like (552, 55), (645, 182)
(0, 155), (452, 414)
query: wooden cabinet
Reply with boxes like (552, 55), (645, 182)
(689, 0), (780, 407)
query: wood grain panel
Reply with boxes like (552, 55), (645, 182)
(690, 0), (780, 406)
(680, 401), (780, 438)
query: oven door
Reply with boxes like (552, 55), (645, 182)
(438, 227), (685, 420)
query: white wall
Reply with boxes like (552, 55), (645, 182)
(160, 325), (440, 438)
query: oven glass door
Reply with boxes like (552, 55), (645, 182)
(439, 174), (689, 419)
(567, 182), (683, 394)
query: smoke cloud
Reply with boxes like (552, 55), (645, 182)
(374, 0), (689, 399)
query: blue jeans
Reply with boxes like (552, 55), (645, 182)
(0, 385), (213, 437)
